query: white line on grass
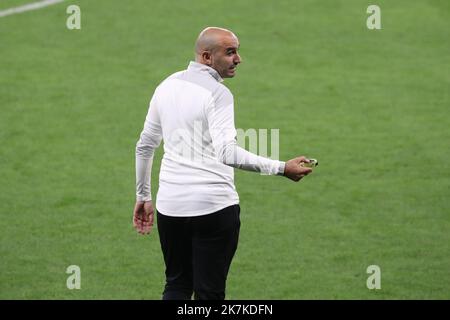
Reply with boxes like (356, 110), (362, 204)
(0, 0), (65, 18)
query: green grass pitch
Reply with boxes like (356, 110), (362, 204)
(0, 0), (449, 299)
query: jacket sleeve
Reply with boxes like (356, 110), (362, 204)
(205, 86), (285, 176)
(135, 91), (163, 201)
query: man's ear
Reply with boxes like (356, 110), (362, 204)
(202, 51), (212, 66)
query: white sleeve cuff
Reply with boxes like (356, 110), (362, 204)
(136, 156), (154, 202)
(277, 161), (286, 176)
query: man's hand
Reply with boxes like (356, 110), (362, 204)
(284, 156), (313, 182)
(133, 201), (154, 235)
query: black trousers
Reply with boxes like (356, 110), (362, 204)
(157, 204), (241, 300)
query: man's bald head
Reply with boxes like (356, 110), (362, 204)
(195, 27), (237, 55)
(194, 27), (241, 79)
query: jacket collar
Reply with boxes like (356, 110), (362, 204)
(187, 61), (223, 83)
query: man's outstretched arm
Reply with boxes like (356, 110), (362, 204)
(206, 87), (313, 181)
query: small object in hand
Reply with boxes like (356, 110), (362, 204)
(302, 158), (318, 168)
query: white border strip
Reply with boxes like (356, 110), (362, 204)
(0, 0), (65, 18)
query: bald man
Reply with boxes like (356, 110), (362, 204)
(134, 27), (312, 300)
